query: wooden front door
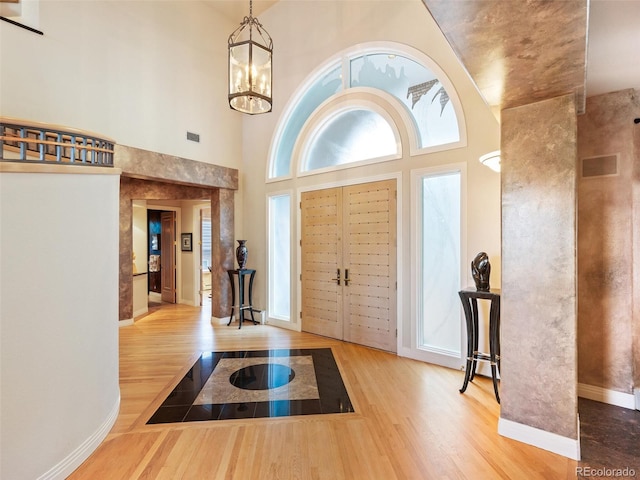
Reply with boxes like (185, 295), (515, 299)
(301, 187), (343, 340)
(161, 211), (176, 303)
(301, 179), (397, 352)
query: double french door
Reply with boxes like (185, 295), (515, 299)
(301, 179), (397, 352)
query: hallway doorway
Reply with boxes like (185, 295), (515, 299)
(147, 208), (179, 306)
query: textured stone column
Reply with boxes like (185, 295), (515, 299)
(577, 90), (637, 396)
(119, 193), (134, 321)
(500, 94), (579, 451)
(633, 105), (640, 392)
(211, 188), (235, 319)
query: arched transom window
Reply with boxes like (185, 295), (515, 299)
(269, 43), (465, 179)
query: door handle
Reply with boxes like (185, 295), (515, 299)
(331, 268), (341, 285)
(344, 268), (350, 286)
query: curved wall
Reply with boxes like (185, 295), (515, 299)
(0, 164), (121, 480)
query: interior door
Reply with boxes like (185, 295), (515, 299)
(161, 211), (176, 303)
(301, 179), (397, 352)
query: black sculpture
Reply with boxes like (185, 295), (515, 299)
(471, 252), (491, 292)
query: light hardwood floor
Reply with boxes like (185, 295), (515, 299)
(69, 304), (578, 479)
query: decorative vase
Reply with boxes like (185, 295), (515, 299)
(471, 251), (491, 291)
(236, 240), (248, 269)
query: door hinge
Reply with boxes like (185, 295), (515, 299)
(300, 311), (303, 319)
(300, 273), (302, 281)
(395, 281), (397, 290)
(395, 328), (398, 337)
(300, 239), (302, 246)
(299, 201), (302, 209)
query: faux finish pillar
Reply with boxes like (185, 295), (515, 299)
(500, 94), (579, 453)
(577, 89), (638, 398)
(633, 104), (640, 393)
(211, 188), (235, 319)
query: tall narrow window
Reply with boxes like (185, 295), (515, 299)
(268, 193), (291, 321)
(418, 170), (461, 360)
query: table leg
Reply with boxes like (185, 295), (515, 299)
(238, 272), (244, 329)
(459, 293), (474, 394)
(227, 270), (235, 326)
(489, 296), (501, 403)
(469, 298), (479, 382)
(248, 270), (257, 324)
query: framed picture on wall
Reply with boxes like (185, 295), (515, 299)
(181, 233), (193, 252)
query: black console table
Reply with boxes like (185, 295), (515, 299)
(458, 287), (501, 403)
(227, 269), (257, 329)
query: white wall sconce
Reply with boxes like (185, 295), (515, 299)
(479, 150), (501, 172)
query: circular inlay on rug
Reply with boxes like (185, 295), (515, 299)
(229, 363), (295, 390)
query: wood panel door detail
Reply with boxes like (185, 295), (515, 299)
(161, 211), (176, 303)
(301, 179), (397, 352)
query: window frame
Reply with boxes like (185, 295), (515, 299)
(266, 41), (467, 182)
(266, 190), (293, 325)
(409, 162), (468, 370)
(296, 96), (403, 177)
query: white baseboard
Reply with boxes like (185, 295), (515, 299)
(635, 389), (640, 410)
(578, 383), (636, 410)
(119, 318), (134, 327)
(212, 316), (230, 325)
(148, 292), (161, 302)
(498, 417), (581, 460)
(37, 395), (120, 479)
(133, 307), (148, 318)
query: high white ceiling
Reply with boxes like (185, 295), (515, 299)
(587, 0), (640, 97)
(206, 0), (640, 99)
(204, 0), (278, 23)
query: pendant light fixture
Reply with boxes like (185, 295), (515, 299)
(228, 0), (273, 114)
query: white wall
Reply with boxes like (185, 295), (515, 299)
(132, 200), (148, 317)
(132, 200), (148, 274)
(0, 166), (121, 480)
(180, 200), (199, 306)
(0, 0), (243, 170)
(238, 0), (501, 355)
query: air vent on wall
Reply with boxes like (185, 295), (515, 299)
(581, 154), (619, 178)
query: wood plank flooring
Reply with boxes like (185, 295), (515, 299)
(69, 304), (578, 479)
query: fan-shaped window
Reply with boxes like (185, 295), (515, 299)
(272, 63), (342, 178)
(268, 43), (465, 179)
(350, 54), (459, 148)
(302, 108), (398, 172)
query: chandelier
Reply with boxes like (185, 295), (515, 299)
(228, 0), (273, 114)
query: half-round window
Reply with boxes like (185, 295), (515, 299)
(302, 108), (399, 173)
